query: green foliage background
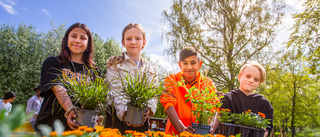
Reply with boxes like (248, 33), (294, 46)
(0, 0), (319, 135)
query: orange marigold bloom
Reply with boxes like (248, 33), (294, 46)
(95, 125), (104, 132)
(84, 127), (94, 132)
(72, 130), (84, 136)
(247, 109), (252, 112)
(49, 131), (57, 137)
(132, 132), (147, 137)
(125, 130), (136, 134)
(78, 126), (88, 130)
(258, 112), (266, 118)
(100, 131), (121, 137)
(62, 131), (72, 136)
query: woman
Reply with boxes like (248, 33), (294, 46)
(0, 91), (16, 116)
(35, 23), (98, 131)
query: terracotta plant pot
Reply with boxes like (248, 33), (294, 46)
(191, 123), (211, 135)
(125, 105), (148, 125)
(75, 109), (99, 128)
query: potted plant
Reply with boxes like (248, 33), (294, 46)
(218, 109), (270, 137)
(217, 109), (237, 137)
(183, 72), (222, 135)
(117, 70), (164, 125)
(58, 69), (112, 128)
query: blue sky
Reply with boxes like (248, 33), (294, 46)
(0, 0), (304, 72)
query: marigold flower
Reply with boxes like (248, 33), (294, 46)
(62, 131), (72, 136)
(78, 126), (88, 130)
(84, 127), (94, 132)
(95, 125), (104, 132)
(72, 130), (84, 136)
(49, 131), (57, 137)
(132, 132), (147, 137)
(125, 130), (136, 134)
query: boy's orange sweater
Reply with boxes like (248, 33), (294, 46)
(160, 71), (217, 135)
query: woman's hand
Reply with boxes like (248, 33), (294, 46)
(67, 110), (79, 130)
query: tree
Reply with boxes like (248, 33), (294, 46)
(162, 0), (285, 91)
(93, 33), (123, 76)
(0, 23), (43, 105)
(260, 49), (320, 137)
(287, 0), (320, 75)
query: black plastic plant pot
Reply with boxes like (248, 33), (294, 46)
(126, 105), (148, 125)
(75, 109), (99, 128)
(217, 123), (236, 137)
(250, 128), (266, 137)
(191, 123), (211, 135)
(237, 125), (253, 137)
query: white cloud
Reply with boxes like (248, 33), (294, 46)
(285, 0), (304, 11)
(4, 0), (14, 5)
(0, 0), (17, 15)
(273, 0), (305, 47)
(41, 9), (51, 18)
(149, 53), (177, 72)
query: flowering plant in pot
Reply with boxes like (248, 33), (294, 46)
(58, 69), (112, 128)
(118, 70), (164, 125)
(183, 72), (222, 135)
(218, 109), (270, 137)
(233, 110), (270, 137)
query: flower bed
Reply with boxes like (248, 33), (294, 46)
(48, 126), (234, 137)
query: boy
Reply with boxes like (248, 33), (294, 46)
(221, 61), (273, 137)
(160, 47), (217, 135)
(26, 85), (42, 131)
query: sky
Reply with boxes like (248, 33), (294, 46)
(0, 0), (305, 72)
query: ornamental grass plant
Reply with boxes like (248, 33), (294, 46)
(117, 69), (164, 109)
(57, 68), (112, 111)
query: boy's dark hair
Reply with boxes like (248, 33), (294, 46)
(34, 85), (40, 92)
(3, 91), (15, 100)
(179, 47), (201, 62)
